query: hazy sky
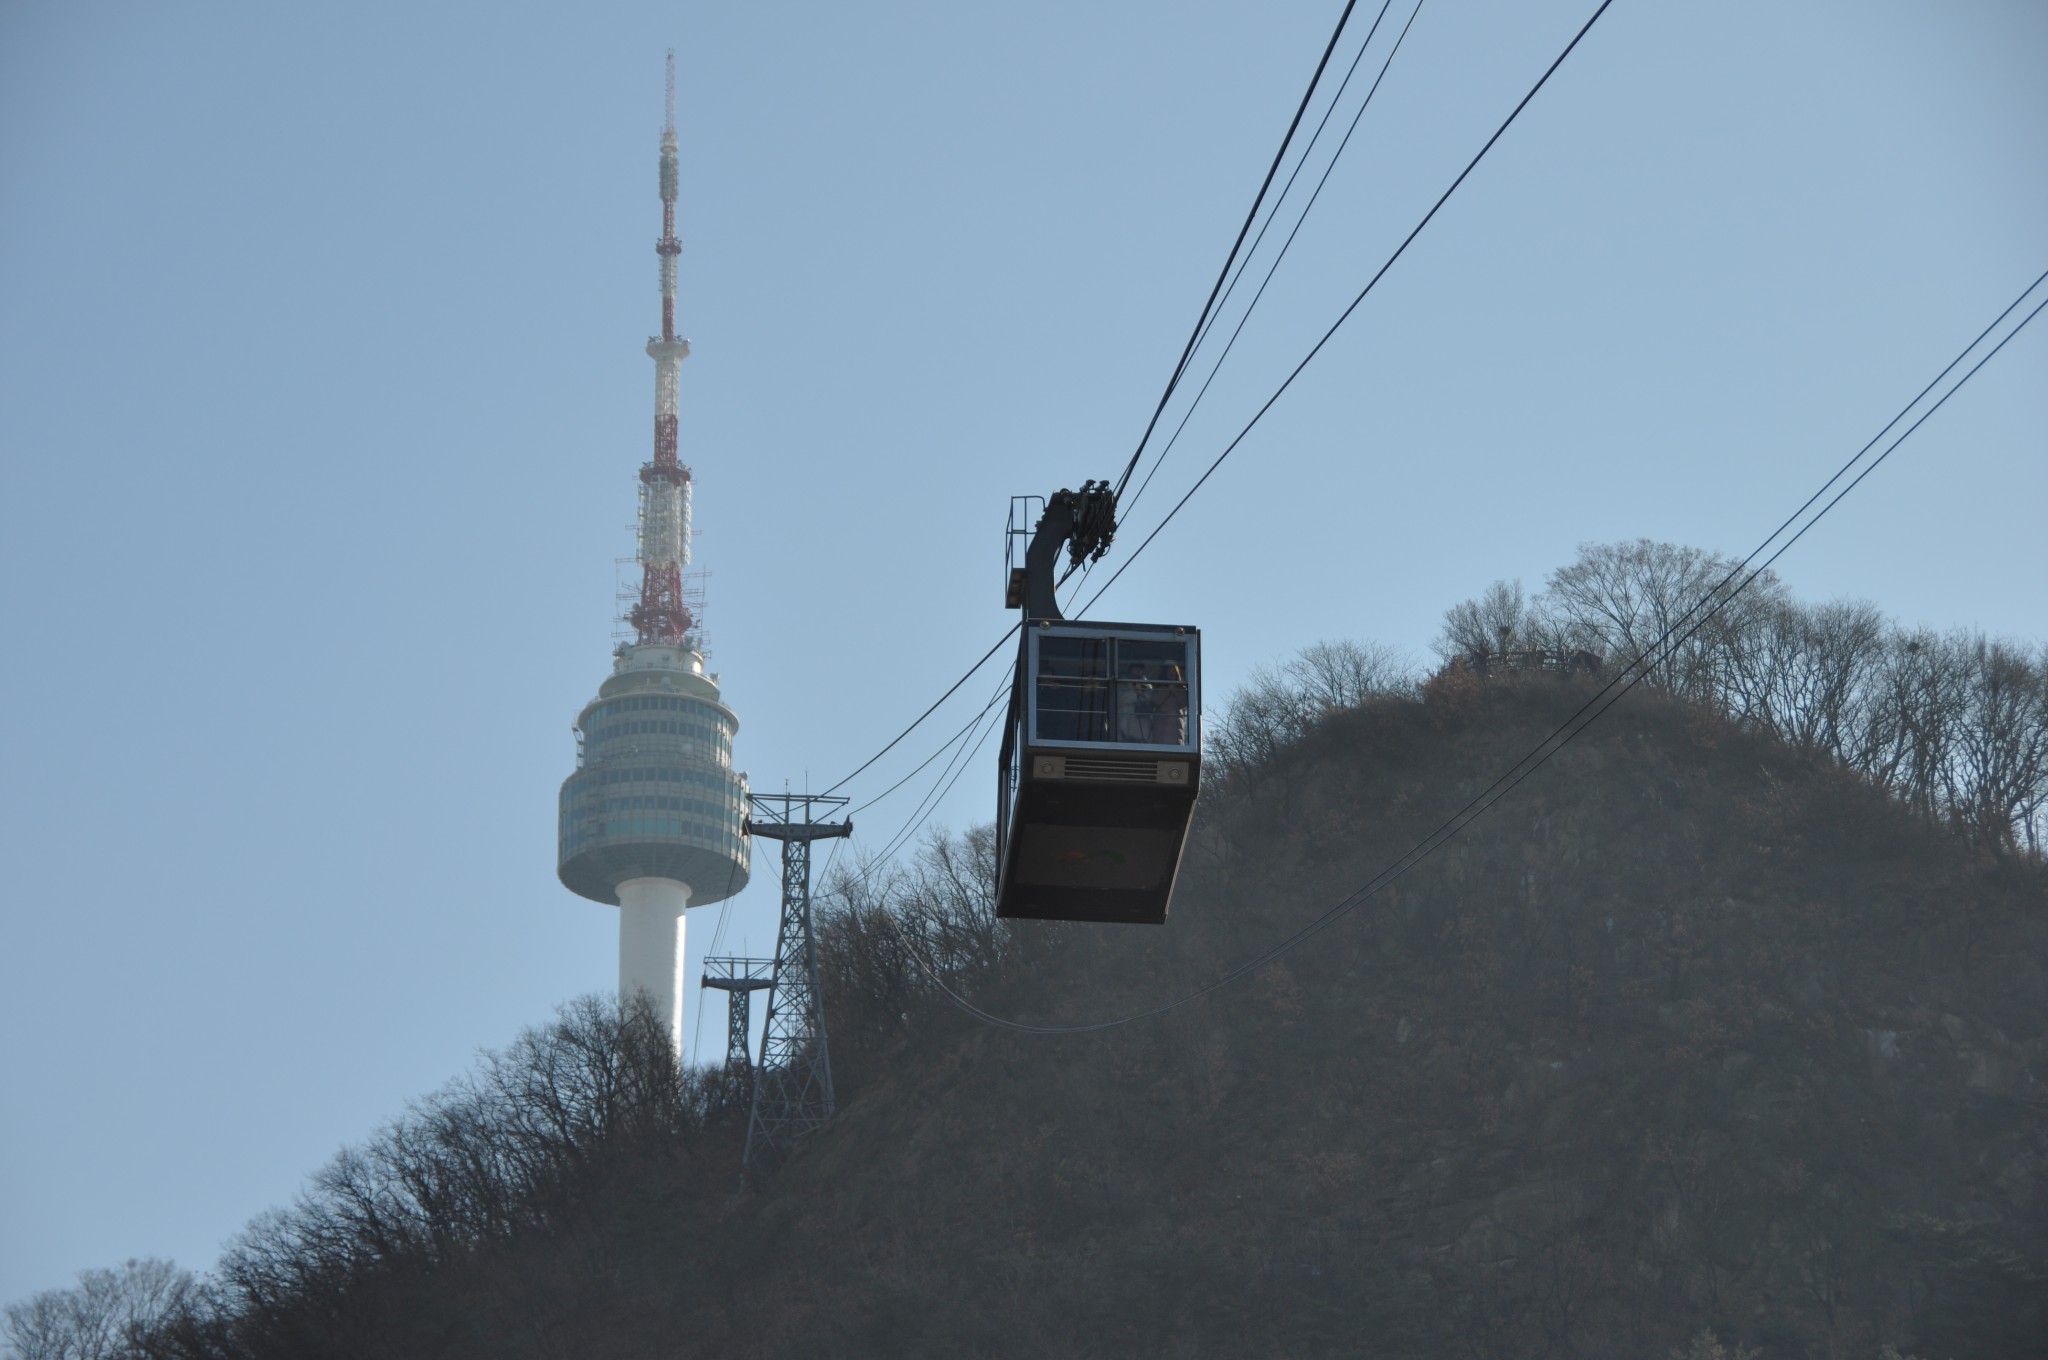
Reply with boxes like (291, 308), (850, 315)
(2, 0), (2042, 1304)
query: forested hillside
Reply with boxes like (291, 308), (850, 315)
(16, 544), (2045, 1360)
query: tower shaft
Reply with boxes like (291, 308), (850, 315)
(618, 876), (692, 1051)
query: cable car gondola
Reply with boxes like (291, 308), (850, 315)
(995, 485), (1201, 924)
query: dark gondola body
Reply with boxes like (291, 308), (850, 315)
(996, 619), (1201, 923)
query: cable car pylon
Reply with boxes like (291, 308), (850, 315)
(742, 792), (851, 1170)
(996, 485), (1203, 924)
(701, 955), (773, 1110)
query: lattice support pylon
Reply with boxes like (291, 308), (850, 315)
(742, 793), (851, 1170)
(701, 955), (773, 1110)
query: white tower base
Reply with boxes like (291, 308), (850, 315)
(617, 876), (692, 1057)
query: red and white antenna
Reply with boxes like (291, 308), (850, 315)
(631, 49), (694, 647)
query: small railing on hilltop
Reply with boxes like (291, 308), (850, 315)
(1444, 644), (1604, 679)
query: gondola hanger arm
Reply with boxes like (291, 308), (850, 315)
(1006, 481), (1117, 621)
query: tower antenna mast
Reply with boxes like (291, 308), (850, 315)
(632, 48), (693, 647)
(661, 49), (678, 340)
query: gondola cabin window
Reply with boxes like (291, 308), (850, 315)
(1030, 632), (1196, 750)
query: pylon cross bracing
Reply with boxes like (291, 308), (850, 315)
(742, 793), (851, 1168)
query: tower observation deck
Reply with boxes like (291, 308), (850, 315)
(557, 53), (749, 1055)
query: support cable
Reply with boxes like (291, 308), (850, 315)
(849, 680), (1012, 818)
(823, 0), (1437, 791)
(820, 625), (1018, 797)
(1173, 0), (1398, 389)
(686, 850), (746, 1066)
(894, 270), (2048, 1036)
(1121, 0), (1431, 527)
(825, 684), (1012, 904)
(865, 695), (1009, 870)
(1084, 0), (1618, 617)
(1113, 0), (1366, 503)
(835, 0), (1605, 789)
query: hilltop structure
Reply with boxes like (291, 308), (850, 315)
(557, 53), (749, 1055)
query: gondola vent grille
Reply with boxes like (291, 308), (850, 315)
(1063, 756), (1157, 782)
(1029, 755), (1194, 784)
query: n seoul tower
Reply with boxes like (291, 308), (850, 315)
(558, 53), (749, 1055)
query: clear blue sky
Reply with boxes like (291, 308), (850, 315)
(1, 0), (2042, 1304)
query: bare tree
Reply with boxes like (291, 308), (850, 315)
(1209, 640), (1415, 780)
(1435, 580), (1529, 663)
(3, 1258), (195, 1360)
(1206, 663), (1303, 778)
(1541, 540), (1785, 701)
(819, 826), (1009, 1035)
(1722, 599), (1886, 759)
(1431, 544), (2045, 851)
(191, 993), (701, 1349)
(1283, 639), (1413, 710)
(1946, 637), (2048, 851)
(1857, 631), (1974, 823)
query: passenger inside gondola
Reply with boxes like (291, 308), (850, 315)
(1149, 663), (1188, 744)
(1116, 662), (1149, 741)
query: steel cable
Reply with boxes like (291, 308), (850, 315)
(1081, 0), (1619, 618)
(891, 270), (2048, 1036)
(1120, 0), (1431, 527)
(824, 0), (1457, 798)
(1113, 0), (1367, 502)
